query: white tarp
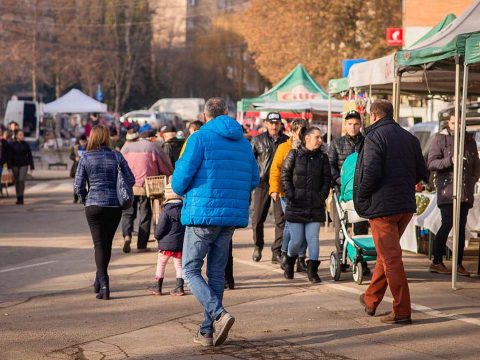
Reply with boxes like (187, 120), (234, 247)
(44, 89), (107, 114)
(348, 54), (396, 88)
(252, 99), (344, 113)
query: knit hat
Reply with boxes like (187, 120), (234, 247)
(139, 129), (157, 139)
(126, 131), (139, 141)
(164, 183), (182, 201)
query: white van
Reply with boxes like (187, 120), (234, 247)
(3, 99), (40, 139)
(149, 98), (205, 122)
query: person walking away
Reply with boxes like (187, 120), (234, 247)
(121, 129), (173, 253)
(7, 130), (34, 205)
(427, 114), (480, 276)
(281, 127), (331, 282)
(0, 127), (9, 195)
(74, 125), (135, 300)
(161, 124), (185, 169)
(354, 100), (427, 325)
(70, 135), (87, 203)
(251, 112), (289, 263)
(187, 120), (204, 136)
(269, 119), (309, 272)
(328, 110), (369, 273)
(172, 97), (259, 347)
(110, 128), (125, 151)
(148, 181), (186, 296)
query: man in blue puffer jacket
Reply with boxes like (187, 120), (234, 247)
(172, 97), (259, 347)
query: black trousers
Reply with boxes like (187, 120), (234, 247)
(121, 195), (152, 249)
(434, 203), (469, 265)
(85, 206), (122, 279)
(225, 239), (234, 282)
(251, 184), (284, 255)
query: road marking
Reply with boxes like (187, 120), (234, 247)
(234, 258), (480, 327)
(0, 261), (57, 273)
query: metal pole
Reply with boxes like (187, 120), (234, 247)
(327, 95), (332, 146)
(394, 75), (402, 121)
(452, 62), (462, 290)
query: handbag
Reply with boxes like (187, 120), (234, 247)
(113, 151), (134, 210)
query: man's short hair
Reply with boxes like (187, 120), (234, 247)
(370, 99), (393, 119)
(188, 120), (204, 131)
(204, 97), (227, 119)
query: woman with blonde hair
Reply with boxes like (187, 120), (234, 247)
(75, 125), (135, 300)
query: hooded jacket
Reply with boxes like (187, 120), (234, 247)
(427, 128), (480, 208)
(155, 200), (185, 251)
(172, 115), (260, 227)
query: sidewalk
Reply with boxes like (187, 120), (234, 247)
(41, 225), (480, 360)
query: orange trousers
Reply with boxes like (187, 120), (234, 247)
(364, 213), (413, 316)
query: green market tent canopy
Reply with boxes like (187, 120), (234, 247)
(411, 13), (457, 47)
(465, 32), (480, 65)
(328, 78), (349, 95)
(238, 64), (328, 112)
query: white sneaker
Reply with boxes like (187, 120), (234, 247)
(213, 311), (235, 346)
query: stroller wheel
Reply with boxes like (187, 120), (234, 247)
(353, 262), (364, 285)
(329, 251), (341, 281)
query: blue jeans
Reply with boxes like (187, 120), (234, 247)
(280, 197), (307, 257)
(288, 222), (321, 260)
(182, 225), (235, 334)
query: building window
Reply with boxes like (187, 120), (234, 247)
(188, 0), (197, 6)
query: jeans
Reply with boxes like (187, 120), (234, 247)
(121, 195), (152, 249)
(434, 203), (469, 265)
(85, 206), (122, 279)
(182, 225), (235, 334)
(288, 222), (321, 260)
(251, 184), (284, 255)
(280, 197), (306, 257)
(12, 166), (28, 197)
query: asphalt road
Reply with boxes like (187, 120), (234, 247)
(1, 180), (480, 360)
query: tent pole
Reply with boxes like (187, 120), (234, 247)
(452, 62), (462, 290)
(394, 75), (401, 121)
(392, 77), (397, 111)
(327, 95), (332, 146)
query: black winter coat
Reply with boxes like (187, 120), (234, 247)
(328, 133), (364, 185)
(252, 132), (289, 185)
(0, 139), (8, 167)
(281, 146), (331, 223)
(353, 117), (428, 219)
(162, 138), (185, 169)
(427, 128), (480, 208)
(154, 201), (186, 251)
(7, 140), (34, 170)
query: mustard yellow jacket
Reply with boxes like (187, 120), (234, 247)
(269, 138), (292, 196)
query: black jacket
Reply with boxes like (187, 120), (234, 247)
(281, 146), (331, 223)
(162, 138), (185, 169)
(7, 140), (34, 170)
(154, 201), (186, 251)
(252, 132), (289, 185)
(427, 128), (480, 208)
(0, 139), (8, 167)
(353, 117), (427, 219)
(328, 133), (363, 185)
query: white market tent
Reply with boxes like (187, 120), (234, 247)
(44, 89), (107, 114)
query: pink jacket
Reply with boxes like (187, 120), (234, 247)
(121, 139), (172, 187)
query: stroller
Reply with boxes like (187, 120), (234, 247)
(329, 152), (377, 285)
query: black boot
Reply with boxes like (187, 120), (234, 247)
(96, 275), (110, 300)
(93, 273), (100, 294)
(306, 260), (321, 283)
(252, 246), (262, 262)
(170, 278), (185, 296)
(280, 251), (287, 270)
(16, 196), (24, 205)
(284, 255), (297, 280)
(224, 277), (235, 290)
(148, 278), (163, 295)
(296, 257), (307, 273)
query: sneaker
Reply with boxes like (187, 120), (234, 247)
(429, 262), (451, 274)
(122, 236), (131, 253)
(380, 311), (412, 325)
(193, 330), (213, 347)
(213, 311), (235, 347)
(252, 247), (262, 262)
(457, 264), (471, 277)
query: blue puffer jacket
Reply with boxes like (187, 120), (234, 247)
(74, 147), (135, 207)
(172, 115), (259, 227)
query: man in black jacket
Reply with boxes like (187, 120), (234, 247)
(161, 124), (185, 169)
(251, 112), (289, 263)
(354, 99), (427, 325)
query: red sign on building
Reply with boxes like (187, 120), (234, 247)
(386, 28), (403, 46)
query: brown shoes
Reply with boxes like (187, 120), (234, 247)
(457, 264), (471, 277)
(429, 262), (451, 274)
(360, 294), (376, 316)
(380, 311), (412, 325)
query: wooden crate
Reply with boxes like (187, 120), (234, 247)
(145, 175), (167, 198)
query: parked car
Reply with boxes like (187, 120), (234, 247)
(120, 110), (183, 129)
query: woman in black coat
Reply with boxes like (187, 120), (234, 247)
(281, 127), (331, 282)
(7, 130), (34, 204)
(427, 115), (480, 277)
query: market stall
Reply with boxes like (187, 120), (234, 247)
(43, 89), (107, 114)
